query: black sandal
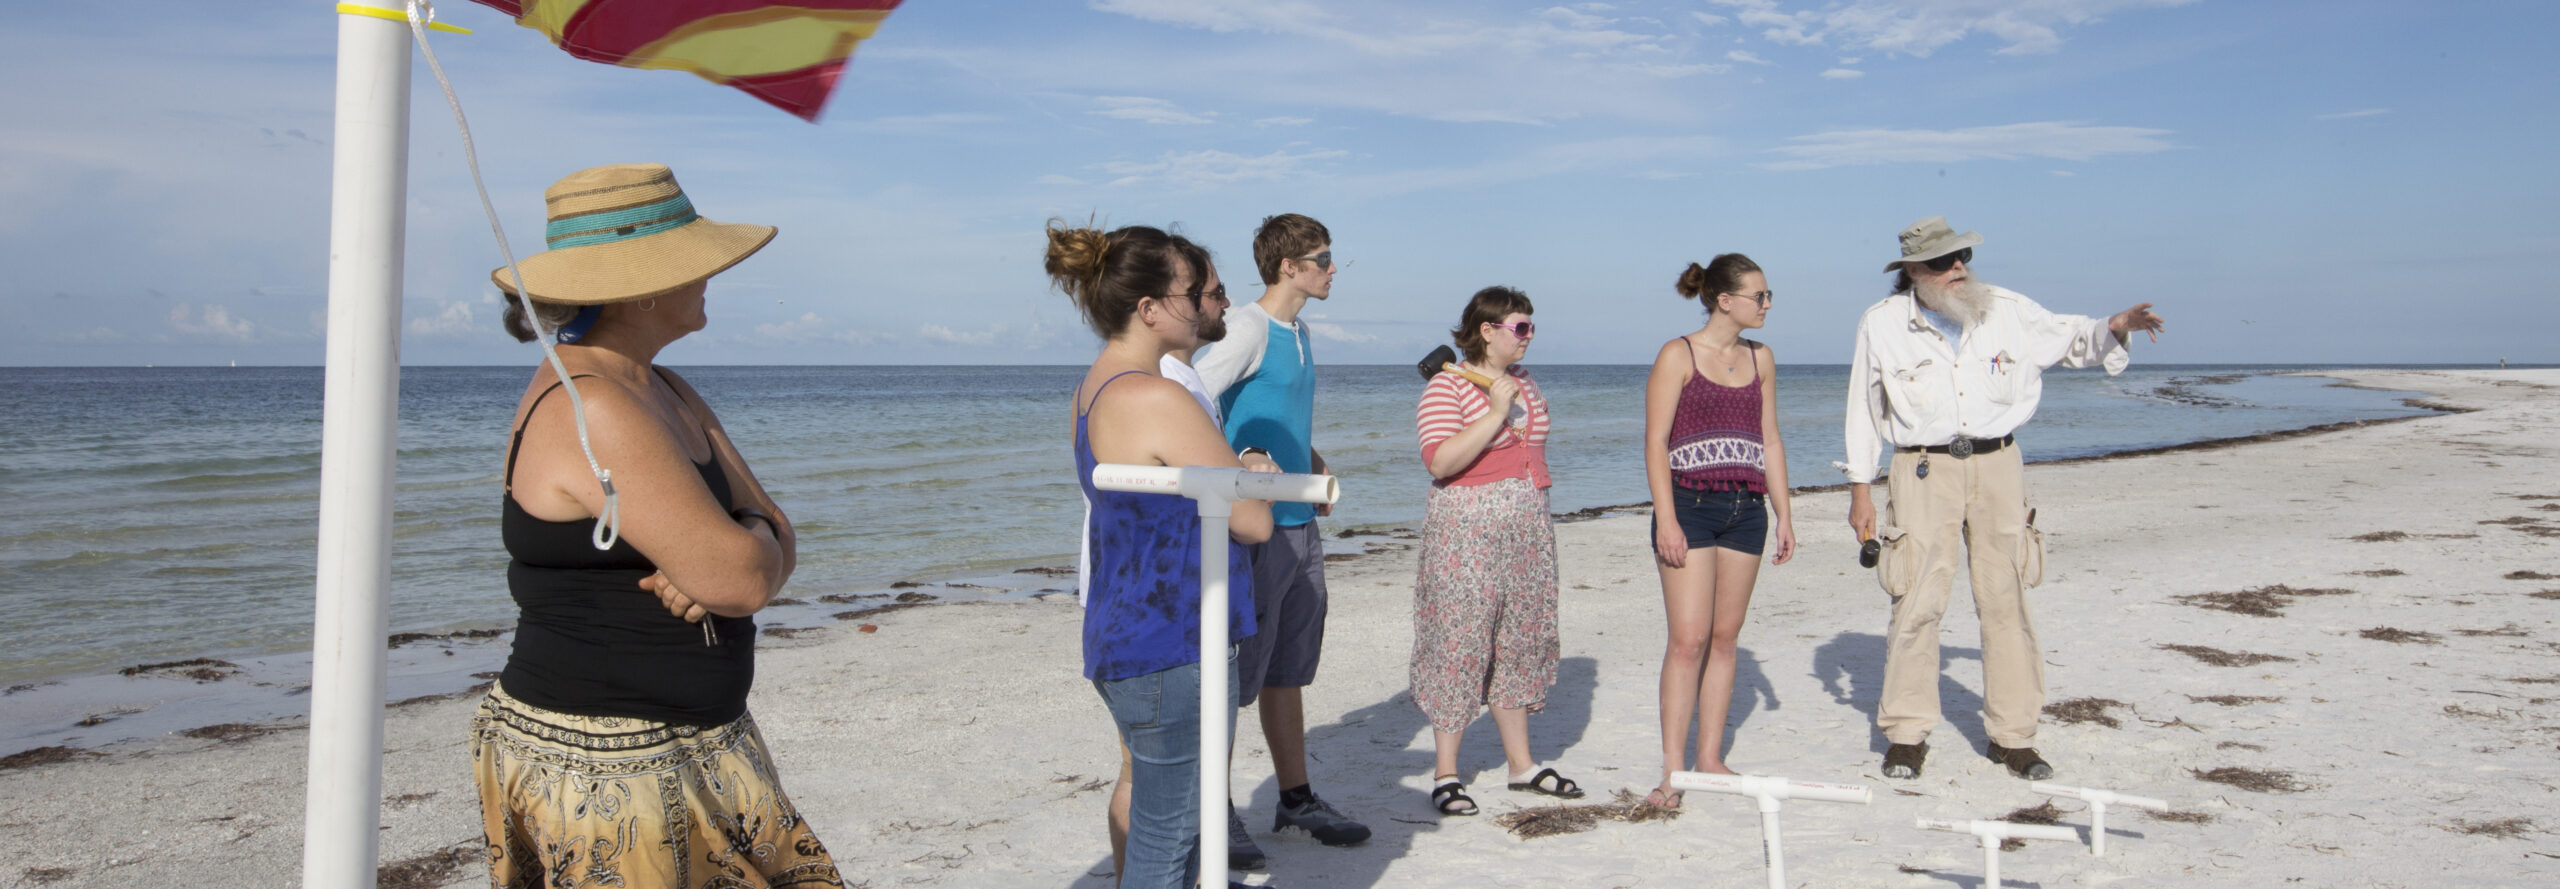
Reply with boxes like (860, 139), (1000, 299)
(1431, 778), (1478, 816)
(1508, 767), (1585, 799)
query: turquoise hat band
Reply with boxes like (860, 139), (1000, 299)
(545, 194), (699, 249)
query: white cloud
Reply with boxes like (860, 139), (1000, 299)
(1339, 134), (1721, 196)
(168, 303), (255, 341)
(1304, 320), (1378, 344)
(1091, 96), (1215, 125)
(406, 300), (477, 337)
(1254, 116), (1315, 127)
(839, 112), (1004, 135)
(1727, 50), (1772, 65)
(2315, 108), (2392, 120)
(1692, 12), (1730, 26)
(1839, 55), (1864, 64)
(916, 322), (1061, 350)
(1638, 62), (1730, 77)
(918, 323), (997, 346)
(1097, 147), (1350, 190)
(1094, 0), (1678, 60)
(1710, 0), (2195, 57)
(752, 312), (878, 345)
(1760, 121), (2174, 170)
(1821, 67), (1865, 79)
(1034, 174), (1089, 186)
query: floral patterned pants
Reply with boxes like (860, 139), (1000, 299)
(1410, 478), (1560, 735)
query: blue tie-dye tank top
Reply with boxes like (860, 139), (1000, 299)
(1076, 371), (1257, 681)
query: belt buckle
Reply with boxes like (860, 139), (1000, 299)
(1949, 437), (1974, 459)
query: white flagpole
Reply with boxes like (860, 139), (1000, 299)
(302, 4), (410, 886)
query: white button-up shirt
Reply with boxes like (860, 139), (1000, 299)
(1838, 286), (2128, 484)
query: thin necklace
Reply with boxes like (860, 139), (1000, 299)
(1697, 334), (1744, 374)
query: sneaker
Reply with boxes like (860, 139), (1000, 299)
(1274, 791), (1372, 847)
(1227, 806), (1267, 871)
(1882, 741), (1928, 779)
(1987, 743), (2053, 780)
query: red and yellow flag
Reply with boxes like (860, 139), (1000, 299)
(471, 0), (902, 121)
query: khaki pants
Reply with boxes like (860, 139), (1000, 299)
(1878, 444), (2042, 747)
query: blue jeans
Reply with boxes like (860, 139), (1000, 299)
(1094, 648), (1239, 889)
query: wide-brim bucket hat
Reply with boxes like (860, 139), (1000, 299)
(491, 163), (776, 305)
(1882, 215), (1982, 272)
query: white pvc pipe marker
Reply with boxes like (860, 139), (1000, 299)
(1919, 818), (2079, 888)
(1090, 464), (1340, 886)
(2033, 783), (2169, 857)
(1671, 772), (1872, 889)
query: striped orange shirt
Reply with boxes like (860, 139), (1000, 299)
(1416, 366), (1551, 488)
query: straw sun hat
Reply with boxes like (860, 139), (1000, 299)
(1881, 215), (1982, 272)
(490, 163), (776, 305)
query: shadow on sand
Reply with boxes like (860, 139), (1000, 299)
(1810, 631), (1991, 755)
(1065, 656), (1602, 889)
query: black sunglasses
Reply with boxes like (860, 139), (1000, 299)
(1921, 247), (1972, 273)
(1296, 251), (1333, 271)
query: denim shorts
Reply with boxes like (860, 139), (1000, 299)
(1652, 487), (1767, 556)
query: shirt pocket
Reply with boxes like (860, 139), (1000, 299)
(1984, 349), (2030, 406)
(1882, 358), (1942, 417)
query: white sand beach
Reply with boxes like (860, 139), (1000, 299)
(3, 368), (2555, 888)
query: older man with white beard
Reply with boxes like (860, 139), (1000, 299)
(1840, 216), (2165, 781)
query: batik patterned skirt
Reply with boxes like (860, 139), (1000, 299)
(1410, 477), (1561, 735)
(468, 683), (843, 889)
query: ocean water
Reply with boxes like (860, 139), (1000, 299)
(0, 364), (2442, 688)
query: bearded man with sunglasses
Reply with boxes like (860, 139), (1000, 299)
(1840, 216), (2165, 782)
(1193, 213), (1371, 866)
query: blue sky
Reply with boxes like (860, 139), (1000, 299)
(2, 0), (2552, 366)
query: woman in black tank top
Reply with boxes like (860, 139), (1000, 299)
(466, 164), (843, 889)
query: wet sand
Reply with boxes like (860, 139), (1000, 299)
(3, 368), (2555, 887)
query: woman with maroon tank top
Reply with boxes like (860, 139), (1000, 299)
(1641, 253), (1797, 809)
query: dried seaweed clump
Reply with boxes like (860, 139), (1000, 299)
(2350, 568), (2407, 577)
(2448, 817), (2533, 838)
(118, 657), (241, 682)
(2507, 570), (2558, 580)
(1492, 789), (1680, 839)
(2191, 766), (2308, 794)
(2186, 694), (2283, 707)
(0, 746), (101, 772)
(2043, 697), (2128, 728)
(2175, 585), (2350, 618)
(2349, 531), (2410, 542)
(377, 843), (482, 889)
(2157, 644), (2295, 668)
(2455, 624), (2531, 638)
(20, 868), (76, 886)
(181, 722), (282, 743)
(1996, 801), (2067, 851)
(2149, 809), (2218, 824)
(2531, 590), (2560, 601)
(2358, 627), (2441, 645)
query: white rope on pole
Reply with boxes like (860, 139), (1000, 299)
(400, 0), (621, 550)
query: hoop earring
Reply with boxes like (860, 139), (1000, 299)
(639, 299), (656, 312)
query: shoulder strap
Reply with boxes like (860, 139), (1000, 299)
(506, 374), (598, 494)
(1078, 369), (1152, 418)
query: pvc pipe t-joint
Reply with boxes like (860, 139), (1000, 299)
(1671, 772), (1872, 809)
(1089, 464), (1339, 513)
(2032, 783), (2167, 856)
(1919, 818), (2079, 888)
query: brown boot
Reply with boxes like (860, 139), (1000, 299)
(1987, 743), (2053, 780)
